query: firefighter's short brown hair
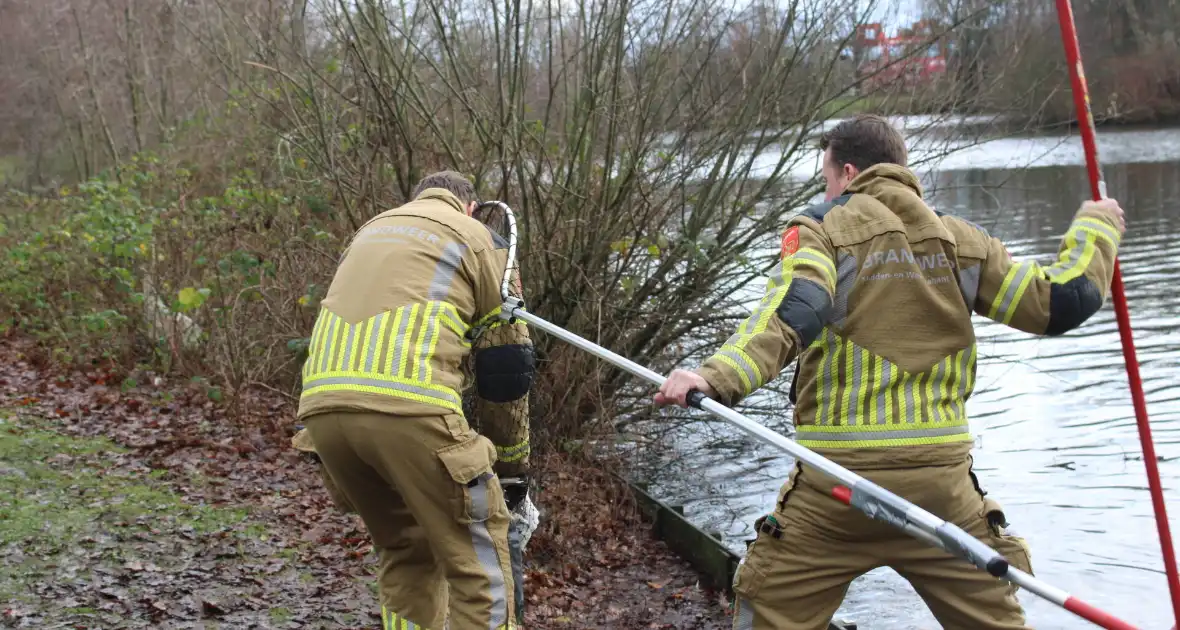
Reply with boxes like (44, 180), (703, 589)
(411, 170), (477, 204)
(819, 114), (908, 171)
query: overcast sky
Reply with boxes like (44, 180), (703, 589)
(867, 0), (923, 27)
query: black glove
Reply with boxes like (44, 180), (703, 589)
(501, 475), (529, 512)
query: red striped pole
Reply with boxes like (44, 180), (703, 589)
(1051, 0), (1180, 627)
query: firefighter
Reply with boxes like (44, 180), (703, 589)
(298, 171), (535, 630)
(655, 114), (1125, 630)
(290, 427), (355, 513)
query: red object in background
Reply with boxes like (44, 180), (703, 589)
(853, 21), (947, 90)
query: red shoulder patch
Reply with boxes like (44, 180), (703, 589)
(780, 226), (800, 258)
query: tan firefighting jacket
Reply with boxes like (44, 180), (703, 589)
(697, 164), (1122, 468)
(296, 188), (533, 474)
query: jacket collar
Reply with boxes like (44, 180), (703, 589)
(843, 163), (924, 198)
(414, 187), (468, 214)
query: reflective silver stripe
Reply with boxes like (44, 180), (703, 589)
(993, 262), (1034, 321)
(958, 265), (981, 310)
(718, 348), (761, 391)
(735, 597), (755, 630)
(913, 371), (928, 424)
(849, 345), (864, 426)
(1045, 228), (1087, 279)
(304, 376), (461, 406)
(390, 306), (415, 376)
(1075, 217), (1120, 245)
(340, 322), (358, 371)
(364, 312), (386, 372)
(829, 253), (858, 328)
(319, 315), (338, 373)
(428, 242), (467, 301)
(304, 314), (325, 380)
(793, 249), (836, 284)
(417, 302), (441, 380)
(767, 257), (788, 290)
(468, 474), (508, 629)
(958, 344), (976, 419)
(924, 361), (937, 423)
(819, 330), (838, 425)
(796, 424), (970, 442)
(440, 308), (468, 336)
(876, 357), (893, 425)
(903, 371), (916, 425)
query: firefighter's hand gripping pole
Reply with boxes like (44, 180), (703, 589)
(483, 200), (1140, 630)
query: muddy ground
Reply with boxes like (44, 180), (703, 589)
(0, 338), (731, 629)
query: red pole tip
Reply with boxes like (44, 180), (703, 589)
(1063, 596), (1140, 630)
(831, 485), (852, 505)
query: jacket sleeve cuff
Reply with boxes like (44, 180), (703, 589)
(1073, 206), (1123, 245)
(696, 361), (744, 407)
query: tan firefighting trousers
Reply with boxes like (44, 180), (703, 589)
(305, 411), (515, 630)
(732, 457), (1033, 630)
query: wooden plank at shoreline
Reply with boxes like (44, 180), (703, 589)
(623, 478), (857, 630)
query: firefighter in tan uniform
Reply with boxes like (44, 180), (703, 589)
(657, 115), (1126, 630)
(298, 171), (534, 630)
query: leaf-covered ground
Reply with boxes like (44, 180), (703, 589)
(0, 337), (730, 629)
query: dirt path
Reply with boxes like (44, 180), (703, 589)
(0, 338), (730, 629)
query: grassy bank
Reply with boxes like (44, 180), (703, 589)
(0, 415), (253, 625)
(0, 410), (383, 628)
(0, 337), (730, 628)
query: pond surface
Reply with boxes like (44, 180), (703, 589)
(643, 125), (1180, 629)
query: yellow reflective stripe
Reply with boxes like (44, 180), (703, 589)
(304, 311), (328, 380)
(318, 313), (339, 373)
(355, 317), (375, 372)
(898, 371), (910, 426)
(885, 362), (897, 425)
(854, 346), (869, 426)
(333, 321), (351, 371)
(399, 304), (421, 378)
(411, 303), (435, 381)
(439, 304), (471, 340)
(791, 247), (837, 287)
(383, 606), (430, 630)
(987, 263), (1022, 320)
(1046, 228), (1097, 285)
(943, 351), (960, 423)
(841, 339), (853, 424)
(730, 283), (790, 350)
(383, 307), (405, 374)
(1062, 230), (1098, 285)
(1074, 216), (1120, 247)
(795, 418), (972, 448)
(302, 372), (463, 413)
(1003, 264), (1037, 325)
(925, 362), (938, 423)
(797, 431), (973, 449)
(497, 440), (530, 463)
(869, 353), (882, 426)
(816, 330), (833, 425)
(715, 346), (763, 393)
(713, 353), (754, 394)
(423, 303), (445, 382)
(470, 306), (513, 339)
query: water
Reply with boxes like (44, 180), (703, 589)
(642, 126), (1180, 629)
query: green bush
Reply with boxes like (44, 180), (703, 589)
(0, 152), (343, 396)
